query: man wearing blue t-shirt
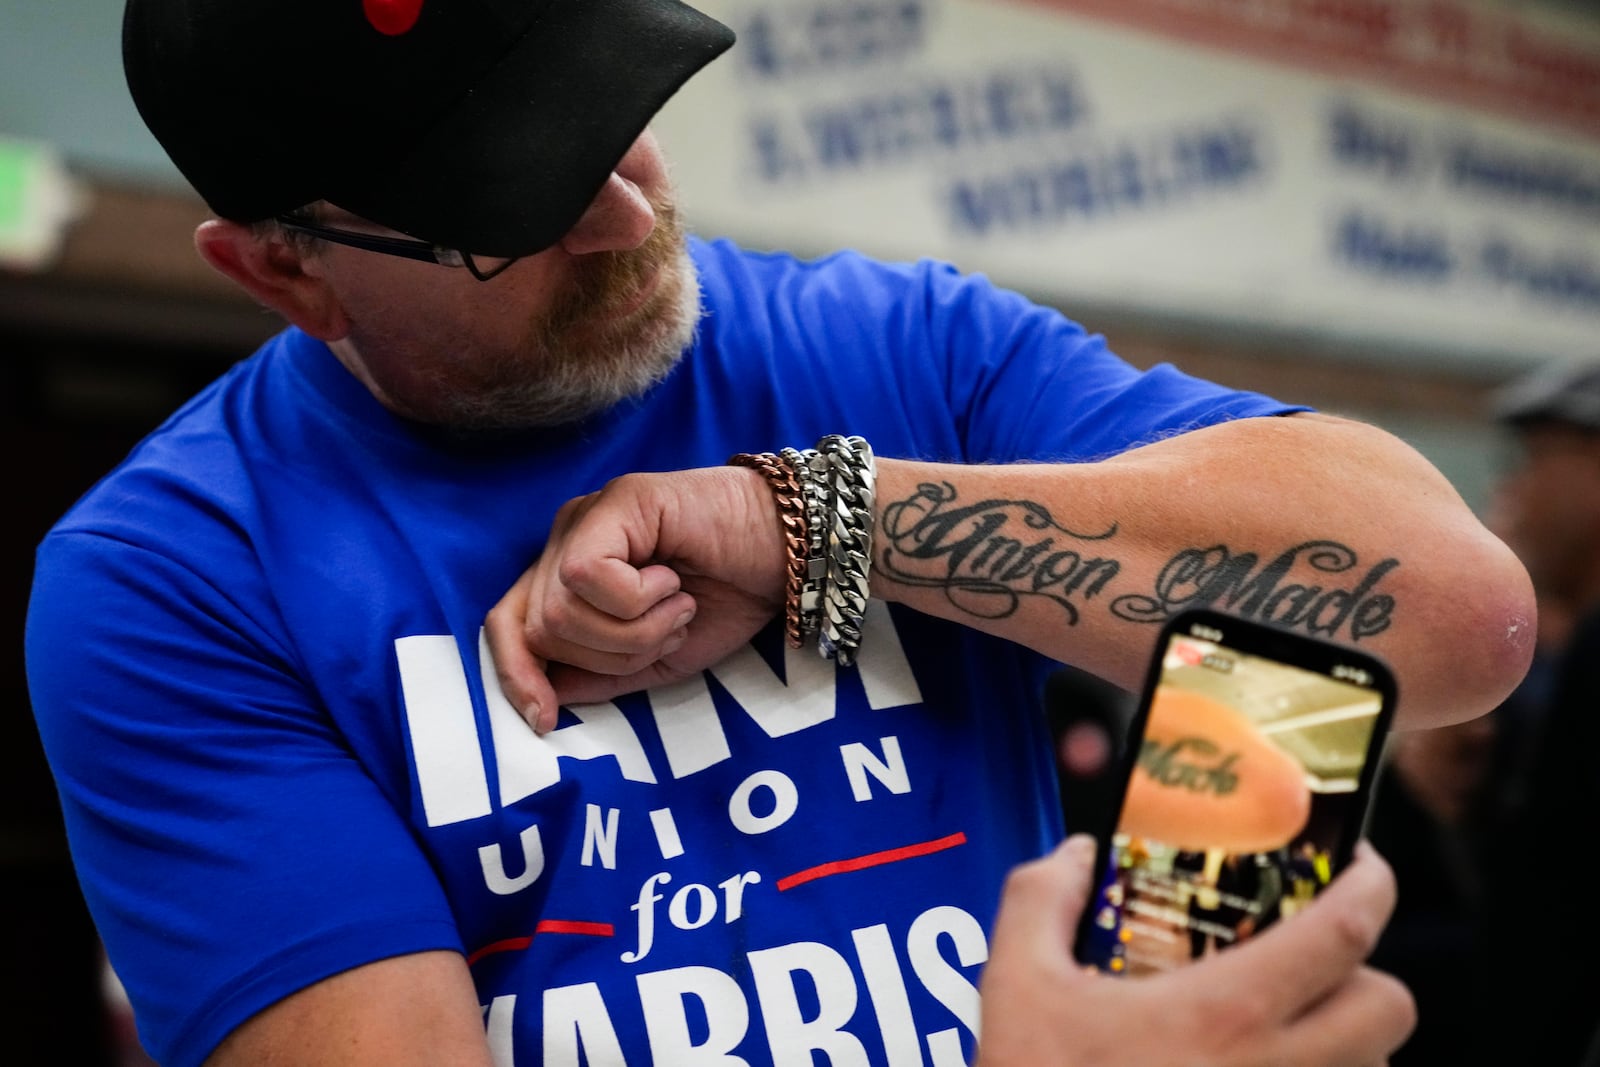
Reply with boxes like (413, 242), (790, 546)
(25, 0), (1533, 1064)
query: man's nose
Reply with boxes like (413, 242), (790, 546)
(558, 171), (655, 255)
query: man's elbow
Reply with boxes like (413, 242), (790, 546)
(1405, 530), (1538, 729)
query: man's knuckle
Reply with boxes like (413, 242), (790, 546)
(1327, 902), (1383, 956)
(539, 599), (574, 634)
(1370, 969), (1418, 1035)
(558, 555), (598, 589)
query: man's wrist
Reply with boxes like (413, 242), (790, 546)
(727, 435), (877, 664)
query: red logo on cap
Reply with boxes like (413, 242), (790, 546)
(364, 0), (424, 35)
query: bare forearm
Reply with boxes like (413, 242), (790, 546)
(870, 413), (1536, 729)
(204, 951), (494, 1067)
(488, 413), (1535, 727)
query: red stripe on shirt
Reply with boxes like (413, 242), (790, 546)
(776, 831), (968, 891)
(466, 920), (614, 965)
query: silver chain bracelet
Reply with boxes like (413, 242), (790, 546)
(816, 434), (875, 666)
(734, 435), (876, 665)
(782, 446), (830, 640)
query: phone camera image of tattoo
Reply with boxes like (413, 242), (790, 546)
(1081, 630), (1389, 977)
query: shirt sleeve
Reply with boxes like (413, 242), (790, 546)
(25, 530), (463, 1067)
(910, 258), (1310, 463)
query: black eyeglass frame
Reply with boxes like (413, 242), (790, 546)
(272, 216), (520, 281)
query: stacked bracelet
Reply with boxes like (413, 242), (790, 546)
(816, 434), (875, 666)
(728, 450), (809, 648)
(781, 446), (829, 640)
(729, 434), (877, 663)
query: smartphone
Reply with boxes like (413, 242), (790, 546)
(1071, 607), (1398, 977)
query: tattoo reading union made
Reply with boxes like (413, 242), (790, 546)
(877, 482), (1118, 623)
(877, 482), (1398, 643)
(1111, 541), (1398, 642)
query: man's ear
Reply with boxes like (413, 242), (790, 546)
(194, 219), (349, 340)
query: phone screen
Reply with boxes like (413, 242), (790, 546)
(1073, 608), (1397, 977)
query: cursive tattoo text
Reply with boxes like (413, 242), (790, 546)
(1111, 541), (1398, 641)
(1140, 736), (1240, 797)
(877, 482), (1120, 623)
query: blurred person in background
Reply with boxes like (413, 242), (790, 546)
(1477, 361), (1600, 1066)
(1367, 700), (1499, 1065)
(1371, 359), (1600, 1066)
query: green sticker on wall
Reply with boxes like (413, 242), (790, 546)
(0, 135), (82, 269)
(0, 142), (28, 229)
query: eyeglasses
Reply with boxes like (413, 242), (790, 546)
(273, 216), (520, 281)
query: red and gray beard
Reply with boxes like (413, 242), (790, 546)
(433, 194), (701, 431)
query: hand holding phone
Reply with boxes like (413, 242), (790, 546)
(978, 834), (1415, 1066)
(1071, 608), (1398, 977)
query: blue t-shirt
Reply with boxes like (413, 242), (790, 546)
(27, 238), (1301, 1067)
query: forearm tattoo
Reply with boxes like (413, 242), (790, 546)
(877, 482), (1399, 642)
(1139, 736), (1238, 797)
(1111, 541), (1397, 640)
(876, 482), (1118, 624)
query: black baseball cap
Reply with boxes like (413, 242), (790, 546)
(123, 0), (735, 257)
(1491, 361), (1600, 432)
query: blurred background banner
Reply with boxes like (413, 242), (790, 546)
(654, 0), (1600, 368)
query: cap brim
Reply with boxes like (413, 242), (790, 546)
(329, 0), (733, 257)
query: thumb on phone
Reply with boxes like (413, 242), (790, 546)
(986, 833), (1098, 978)
(975, 835), (1101, 1066)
